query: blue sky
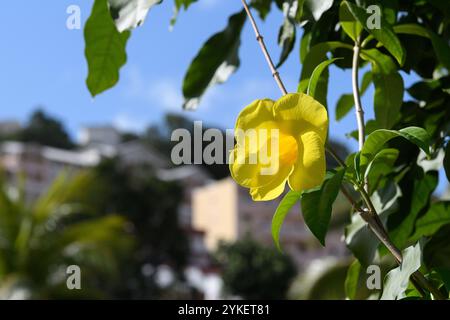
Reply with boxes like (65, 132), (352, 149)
(0, 0), (424, 152)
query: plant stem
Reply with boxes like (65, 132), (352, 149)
(241, 0), (288, 95)
(352, 38), (365, 151)
(358, 186), (446, 300)
(241, 0), (445, 300)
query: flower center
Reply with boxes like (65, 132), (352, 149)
(278, 133), (298, 166)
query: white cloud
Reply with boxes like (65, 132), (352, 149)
(123, 66), (183, 111)
(112, 113), (147, 133)
(198, 0), (221, 10)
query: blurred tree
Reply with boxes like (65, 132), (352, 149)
(92, 158), (190, 298)
(0, 172), (132, 299)
(144, 113), (231, 179)
(19, 109), (75, 149)
(215, 236), (297, 299)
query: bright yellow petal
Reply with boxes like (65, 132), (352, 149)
(250, 178), (287, 201)
(230, 112), (287, 188)
(273, 93), (328, 141)
(288, 131), (326, 192)
(229, 135), (292, 189)
(235, 98), (276, 133)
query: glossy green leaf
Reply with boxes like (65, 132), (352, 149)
(307, 58), (342, 98)
(85, 0), (131, 97)
(336, 71), (372, 121)
(360, 127), (431, 172)
(108, 0), (162, 32)
(410, 202), (450, 242)
(299, 41), (353, 106)
(272, 191), (302, 251)
(301, 169), (345, 246)
(364, 148), (399, 190)
(390, 171), (438, 248)
(344, 1), (405, 65)
(361, 49), (404, 129)
(394, 24), (450, 70)
(381, 243), (422, 300)
(339, 1), (363, 42)
(345, 259), (361, 300)
(373, 71), (403, 129)
(182, 11), (246, 110)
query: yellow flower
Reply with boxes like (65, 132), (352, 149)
(229, 93), (328, 201)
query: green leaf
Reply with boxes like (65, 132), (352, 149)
(304, 0), (333, 21)
(171, 0), (198, 26)
(272, 191), (302, 251)
(301, 169), (345, 246)
(344, 1), (405, 65)
(339, 1), (363, 42)
(394, 24), (450, 70)
(182, 11), (246, 110)
(345, 182), (401, 265)
(361, 49), (404, 129)
(373, 71), (403, 129)
(108, 0), (162, 32)
(175, 0), (197, 10)
(345, 259), (362, 300)
(410, 202), (450, 242)
(276, 0), (305, 68)
(444, 143), (450, 183)
(335, 71), (372, 121)
(360, 127), (431, 173)
(250, 0), (273, 20)
(424, 226), (450, 270)
(307, 58), (342, 97)
(276, 18), (296, 68)
(390, 171), (438, 248)
(364, 148), (399, 190)
(299, 41), (353, 106)
(85, 0), (131, 97)
(299, 31), (311, 64)
(381, 243), (422, 300)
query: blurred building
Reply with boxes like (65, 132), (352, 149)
(0, 141), (101, 200)
(192, 178), (349, 269)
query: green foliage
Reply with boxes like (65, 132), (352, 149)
(381, 243), (422, 300)
(344, 259), (361, 300)
(344, 1), (405, 65)
(0, 172), (132, 298)
(271, 191), (301, 251)
(108, 0), (162, 32)
(182, 11), (246, 110)
(307, 58), (342, 98)
(14, 109), (75, 149)
(215, 237), (297, 299)
(410, 202), (450, 242)
(85, 0), (130, 97)
(301, 169), (345, 245)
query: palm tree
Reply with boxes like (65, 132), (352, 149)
(0, 172), (133, 299)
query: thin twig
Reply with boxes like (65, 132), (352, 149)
(352, 37), (365, 151)
(241, 0), (288, 95)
